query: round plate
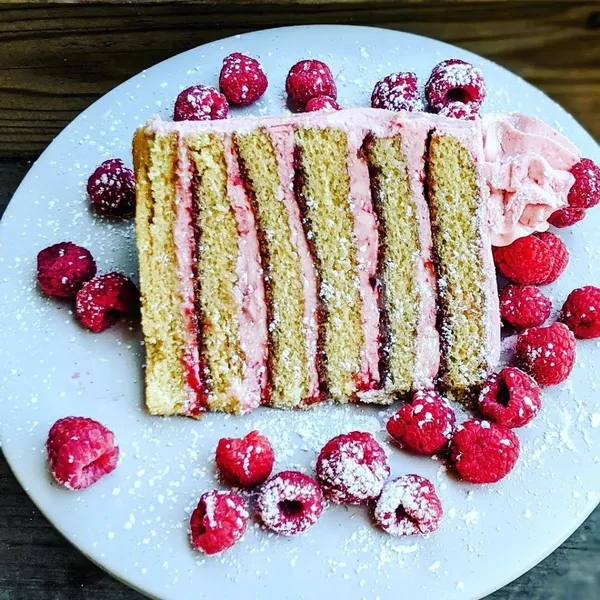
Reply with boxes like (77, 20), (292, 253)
(1, 25), (599, 600)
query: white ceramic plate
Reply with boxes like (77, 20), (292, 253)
(1, 25), (599, 600)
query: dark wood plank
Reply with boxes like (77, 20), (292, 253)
(0, 1), (599, 159)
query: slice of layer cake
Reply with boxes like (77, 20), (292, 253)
(426, 119), (500, 404)
(134, 108), (515, 417)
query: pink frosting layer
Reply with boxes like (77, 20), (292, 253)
(174, 134), (206, 415)
(223, 135), (269, 413)
(398, 117), (441, 388)
(269, 127), (321, 403)
(345, 127), (381, 391)
(482, 113), (581, 246)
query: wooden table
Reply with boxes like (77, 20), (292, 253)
(0, 2), (599, 598)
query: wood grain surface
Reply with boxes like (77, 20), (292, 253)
(0, 1), (599, 159)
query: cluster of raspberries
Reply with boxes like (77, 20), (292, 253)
(173, 54), (486, 122)
(386, 388), (522, 485)
(37, 157), (140, 331)
(37, 242), (139, 333)
(492, 213), (600, 384)
(189, 429), (446, 554)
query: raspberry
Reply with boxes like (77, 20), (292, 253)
(37, 242), (97, 299)
(215, 430), (274, 488)
(189, 490), (248, 555)
(386, 390), (455, 455)
(425, 59), (486, 113)
(449, 419), (519, 484)
(87, 159), (135, 217)
(560, 286), (600, 339)
(305, 95), (340, 112)
(478, 367), (542, 428)
(219, 52), (268, 106)
(316, 431), (389, 504)
(535, 232), (569, 284)
(548, 206), (586, 228)
(499, 284), (551, 330)
(516, 322), (576, 386)
(373, 474), (443, 536)
(285, 60), (337, 109)
(370, 72), (423, 112)
(493, 234), (553, 285)
(438, 101), (478, 120)
(75, 272), (139, 333)
(567, 158), (600, 209)
(257, 471), (324, 535)
(173, 85), (229, 121)
(46, 416), (119, 490)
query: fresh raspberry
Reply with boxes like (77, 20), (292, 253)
(560, 286), (600, 339)
(215, 430), (274, 488)
(493, 234), (553, 285)
(478, 367), (542, 428)
(316, 431), (389, 504)
(499, 284), (551, 331)
(219, 52), (268, 106)
(548, 206), (586, 228)
(449, 419), (519, 484)
(87, 159), (135, 217)
(438, 100), (478, 120)
(535, 232), (569, 284)
(285, 60), (337, 109)
(370, 72), (423, 112)
(75, 272), (139, 333)
(386, 390), (455, 455)
(516, 322), (576, 386)
(173, 85), (229, 121)
(37, 242), (97, 299)
(257, 471), (324, 535)
(305, 95), (340, 112)
(189, 490), (248, 555)
(425, 59), (486, 113)
(373, 474), (443, 536)
(567, 158), (600, 209)
(46, 416), (119, 490)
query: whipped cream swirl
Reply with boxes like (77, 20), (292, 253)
(482, 113), (581, 246)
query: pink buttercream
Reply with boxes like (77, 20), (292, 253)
(174, 134), (206, 415)
(482, 113), (581, 246)
(398, 117), (441, 388)
(269, 127), (321, 403)
(345, 127), (381, 391)
(223, 135), (269, 413)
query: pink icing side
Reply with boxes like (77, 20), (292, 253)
(173, 134), (206, 415)
(398, 116), (441, 388)
(268, 127), (321, 403)
(482, 113), (581, 246)
(345, 128), (381, 391)
(223, 135), (269, 413)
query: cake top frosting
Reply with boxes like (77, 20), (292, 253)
(145, 108), (581, 247)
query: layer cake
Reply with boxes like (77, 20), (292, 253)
(133, 108), (550, 417)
